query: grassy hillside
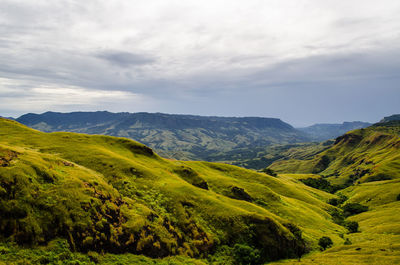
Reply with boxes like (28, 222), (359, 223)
(266, 121), (400, 264)
(270, 121), (400, 186)
(15, 111), (309, 161)
(0, 118), (343, 264)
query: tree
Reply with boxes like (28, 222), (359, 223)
(261, 168), (277, 177)
(318, 236), (333, 250)
(345, 221), (359, 233)
(233, 244), (261, 265)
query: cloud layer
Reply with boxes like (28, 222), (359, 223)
(1, 0), (399, 126)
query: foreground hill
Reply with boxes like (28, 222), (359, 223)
(0, 118), (343, 264)
(16, 111), (309, 161)
(298, 122), (372, 142)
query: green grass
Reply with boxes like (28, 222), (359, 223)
(2, 118), (399, 264)
(0, 118), (344, 264)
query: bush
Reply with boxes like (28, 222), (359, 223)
(318, 236), (333, 250)
(397, 194), (400, 201)
(261, 168), (277, 177)
(345, 221), (359, 233)
(328, 194), (348, 206)
(233, 244), (261, 265)
(344, 238), (352, 245)
(342, 203), (368, 217)
(300, 178), (336, 193)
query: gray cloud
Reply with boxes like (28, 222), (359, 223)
(96, 50), (156, 67)
(0, 0), (399, 125)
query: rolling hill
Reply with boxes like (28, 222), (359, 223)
(266, 118), (400, 264)
(15, 111), (309, 161)
(0, 118), (343, 264)
(2, 116), (399, 264)
(269, 120), (400, 186)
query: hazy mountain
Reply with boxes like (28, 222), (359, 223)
(298, 121), (372, 141)
(16, 111), (309, 160)
(379, 114), (400, 123)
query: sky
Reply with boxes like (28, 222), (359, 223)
(0, 0), (399, 127)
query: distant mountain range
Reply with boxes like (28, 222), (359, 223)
(16, 111), (309, 160)
(297, 122), (372, 141)
(15, 111), (397, 163)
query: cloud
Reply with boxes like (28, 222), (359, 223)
(0, 0), (399, 124)
(96, 50), (156, 67)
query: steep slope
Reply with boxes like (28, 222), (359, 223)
(16, 111), (309, 161)
(298, 122), (372, 142)
(270, 121), (400, 186)
(0, 118), (341, 264)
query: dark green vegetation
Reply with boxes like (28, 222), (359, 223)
(16, 111), (309, 162)
(298, 122), (371, 142)
(318, 236), (333, 250)
(0, 118), (345, 264)
(207, 141), (334, 170)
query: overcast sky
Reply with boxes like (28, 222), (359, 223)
(1, 0), (399, 126)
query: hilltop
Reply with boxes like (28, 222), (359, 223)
(0, 118), (342, 264)
(15, 111), (309, 161)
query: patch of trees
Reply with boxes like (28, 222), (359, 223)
(342, 203), (368, 217)
(329, 201), (366, 233)
(318, 236), (333, 250)
(328, 194), (348, 206)
(300, 178), (343, 193)
(260, 168), (278, 177)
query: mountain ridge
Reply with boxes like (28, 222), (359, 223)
(16, 111), (308, 161)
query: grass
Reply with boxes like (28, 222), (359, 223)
(0, 118), (344, 264)
(1, 118), (399, 264)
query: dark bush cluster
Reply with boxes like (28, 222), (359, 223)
(261, 168), (278, 177)
(342, 203), (368, 217)
(233, 244), (261, 265)
(344, 221), (359, 233)
(318, 236), (333, 250)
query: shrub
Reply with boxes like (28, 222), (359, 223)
(261, 168), (277, 177)
(345, 221), (359, 233)
(318, 236), (333, 251)
(344, 238), (352, 245)
(342, 203), (368, 217)
(397, 194), (400, 201)
(233, 244), (261, 265)
(300, 178), (335, 193)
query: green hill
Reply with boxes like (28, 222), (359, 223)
(15, 111), (309, 161)
(0, 118), (341, 264)
(269, 121), (400, 186)
(266, 121), (400, 264)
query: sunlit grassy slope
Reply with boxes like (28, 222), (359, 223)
(270, 121), (400, 186)
(0, 118), (344, 264)
(268, 121), (400, 265)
